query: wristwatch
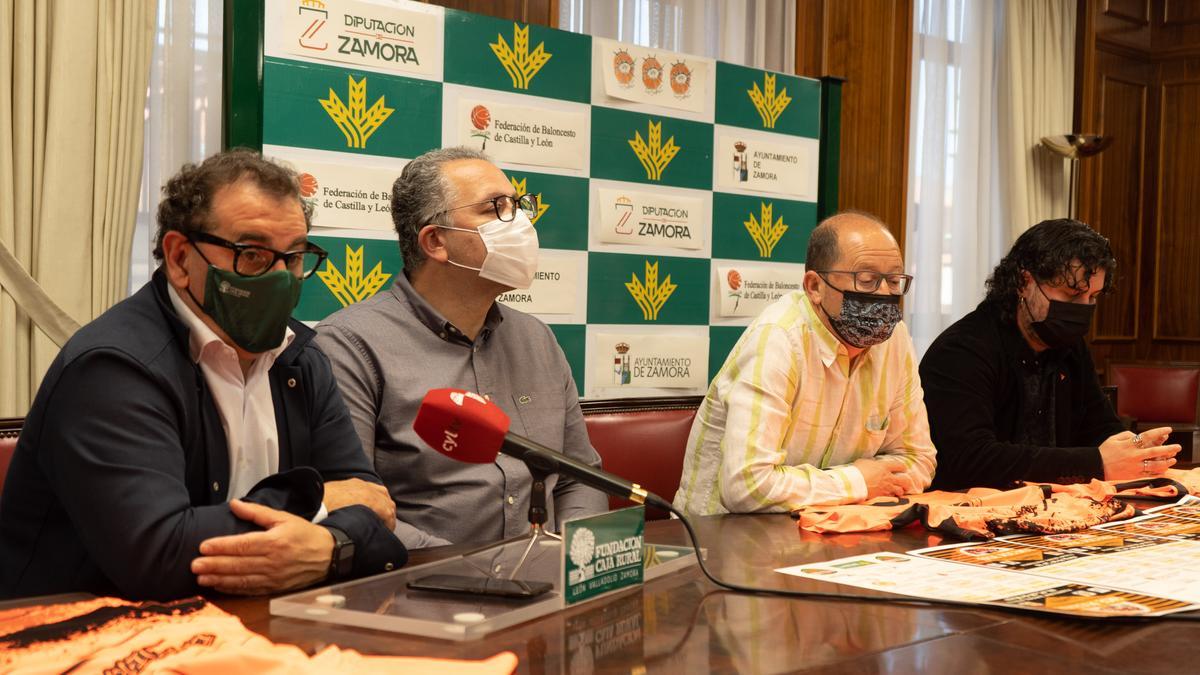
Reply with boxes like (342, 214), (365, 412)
(326, 526), (355, 581)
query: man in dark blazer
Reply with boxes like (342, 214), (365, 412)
(0, 150), (406, 600)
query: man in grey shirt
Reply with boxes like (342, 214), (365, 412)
(315, 147), (606, 548)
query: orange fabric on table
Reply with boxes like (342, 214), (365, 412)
(793, 483), (1136, 540)
(0, 597), (518, 675)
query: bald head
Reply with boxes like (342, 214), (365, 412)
(806, 211), (902, 271)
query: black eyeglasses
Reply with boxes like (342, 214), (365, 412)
(817, 270), (913, 295)
(435, 194), (539, 223)
(187, 231), (329, 279)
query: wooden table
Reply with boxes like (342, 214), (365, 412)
(212, 513), (1200, 674)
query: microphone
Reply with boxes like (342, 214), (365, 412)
(413, 388), (672, 511)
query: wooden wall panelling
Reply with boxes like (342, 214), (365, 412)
(1087, 52), (1151, 343)
(1162, 0), (1200, 27)
(1104, 0), (1150, 25)
(1155, 3), (1200, 56)
(418, 0), (555, 26)
(813, 0), (914, 249)
(1152, 62), (1200, 341)
(1078, 0), (1200, 368)
(794, 0), (826, 77)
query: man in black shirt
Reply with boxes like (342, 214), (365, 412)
(920, 219), (1180, 490)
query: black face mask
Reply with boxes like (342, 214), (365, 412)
(821, 289), (902, 349)
(1024, 284), (1095, 348)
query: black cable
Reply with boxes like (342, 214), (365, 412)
(654, 497), (1200, 623)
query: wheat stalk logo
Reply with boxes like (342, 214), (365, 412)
(625, 260), (677, 321)
(744, 202), (789, 258)
(509, 177), (550, 224)
(315, 245), (393, 307)
(628, 120), (680, 181)
(490, 23), (552, 89)
(747, 73), (792, 129)
(319, 76), (394, 149)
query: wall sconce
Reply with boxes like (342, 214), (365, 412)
(1040, 134), (1113, 220)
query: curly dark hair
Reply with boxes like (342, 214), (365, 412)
(153, 148), (312, 261)
(984, 218), (1115, 323)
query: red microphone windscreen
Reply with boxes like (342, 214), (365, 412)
(413, 388), (511, 463)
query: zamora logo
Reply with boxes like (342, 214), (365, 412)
(319, 75), (394, 148)
(748, 73), (792, 129)
(316, 245), (393, 307)
(490, 23), (552, 90)
(744, 202), (789, 258)
(509, 177), (550, 224)
(625, 260), (677, 321)
(628, 120), (679, 181)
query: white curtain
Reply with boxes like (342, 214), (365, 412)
(996, 0), (1074, 240)
(128, 0), (223, 293)
(905, 0), (1074, 357)
(1, 0), (156, 416)
(558, 0), (796, 74)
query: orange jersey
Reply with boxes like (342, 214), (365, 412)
(793, 483), (1135, 539)
(0, 596), (517, 675)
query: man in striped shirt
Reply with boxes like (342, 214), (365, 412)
(674, 212), (936, 515)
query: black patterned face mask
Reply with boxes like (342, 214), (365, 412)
(823, 290), (902, 348)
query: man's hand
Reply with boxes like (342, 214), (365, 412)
(1099, 427), (1181, 480)
(192, 499), (334, 595)
(323, 478), (396, 530)
(853, 458), (910, 498)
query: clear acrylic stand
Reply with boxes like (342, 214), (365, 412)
(270, 536), (699, 641)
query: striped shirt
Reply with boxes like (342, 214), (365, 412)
(673, 291), (936, 515)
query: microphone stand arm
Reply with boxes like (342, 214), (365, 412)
(508, 464), (560, 580)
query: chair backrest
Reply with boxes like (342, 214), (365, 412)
(0, 417), (22, 499)
(582, 396), (701, 520)
(1106, 361), (1200, 424)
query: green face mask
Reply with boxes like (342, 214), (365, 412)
(200, 266), (301, 353)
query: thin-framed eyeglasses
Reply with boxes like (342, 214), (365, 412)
(816, 270), (913, 295)
(435, 194), (539, 223)
(187, 231), (329, 279)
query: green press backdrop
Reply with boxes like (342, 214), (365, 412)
(224, 0), (842, 399)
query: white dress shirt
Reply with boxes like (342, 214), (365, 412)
(167, 285), (294, 501)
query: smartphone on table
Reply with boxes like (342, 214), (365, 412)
(406, 574), (554, 599)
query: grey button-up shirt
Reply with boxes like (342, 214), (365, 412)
(315, 274), (606, 548)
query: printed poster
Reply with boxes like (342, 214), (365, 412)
(586, 253), (710, 325)
(454, 98), (588, 171)
(1094, 514), (1200, 541)
(914, 535), (1200, 606)
(716, 264), (804, 318)
(777, 552), (1197, 618)
(276, 0), (444, 79)
(268, 153), (399, 231)
(295, 233), (402, 323)
(595, 38), (709, 114)
(595, 187), (705, 250)
(715, 130), (820, 201)
(496, 252), (581, 315)
(592, 332), (707, 389)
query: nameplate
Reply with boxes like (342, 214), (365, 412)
(562, 506), (645, 605)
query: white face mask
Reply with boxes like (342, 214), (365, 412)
(438, 210), (540, 289)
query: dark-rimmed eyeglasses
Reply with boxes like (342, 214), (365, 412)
(435, 194), (539, 223)
(817, 270), (913, 295)
(187, 231), (328, 279)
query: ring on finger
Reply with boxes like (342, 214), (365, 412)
(1132, 433), (1143, 447)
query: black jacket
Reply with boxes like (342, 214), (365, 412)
(919, 300), (1124, 490)
(0, 271), (406, 600)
